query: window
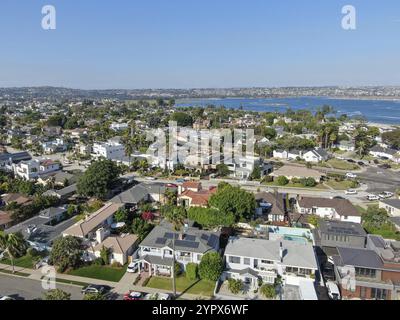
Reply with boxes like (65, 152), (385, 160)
(261, 260), (273, 265)
(229, 256), (241, 264)
(244, 258), (250, 265)
(355, 267), (376, 278)
(371, 288), (388, 300)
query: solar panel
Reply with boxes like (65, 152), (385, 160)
(201, 234), (209, 241)
(185, 235), (196, 242)
(207, 234), (219, 247)
(175, 240), (199, 249)
(156, 238), (167, 245)
(164, 232), (175, 239)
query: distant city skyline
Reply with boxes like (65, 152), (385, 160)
(1, 0), (400, 89)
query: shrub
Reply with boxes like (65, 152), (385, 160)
(27, 247), (39, 258)
(276, 176), (289, 186)
(228, 279), (243, 294)
(142, 211), (155, 221)
(186, 263), (199, 281)
(93, 258), (104, 266)
(260, 284), (277, 299)
(111, 261), (122, 268)
(174, 262), (183, 276)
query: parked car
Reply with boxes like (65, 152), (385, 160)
(166, 183), (178, 188)
(345, 189), (358, 195)
(366, 194), (380, 201)
(378, 164), (391, 170)
(346, 172), (357, 179)
(123, 291), (145, 301)
(145, 177), (157, 181)
(127, 262), (139, 273)
(0, 295), (15, 301)
(379, 191), (394, 199)
(81, 285), (111, 295)
(321, 262), (335, 282)
(326, 281), (341, 300)
(143, 293), (171, 300)
(357, 161), (366, 166)
(347, 159), (356, 163)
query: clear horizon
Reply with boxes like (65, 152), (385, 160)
(1, 0), (400, 89)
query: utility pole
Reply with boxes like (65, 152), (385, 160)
(172, 238), (177, 298)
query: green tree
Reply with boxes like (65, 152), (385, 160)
(171, 112), (193, 127)
(77, 160), (121, 199)
(209, 185), (256, 221)
(0, 232), (27, 273)
(131, 217), (154, 241)
(161, 205), (187, 230)
(308, 215), (320, 228)
(188, 207), (235, 228)
(43, 289), (71, 300)
(100, 246), (110, 265)
(114, 208), (128, 223)
(250, 166), (261, 181)
(49, 236), (82, 272)
(216, 164), (230, 177)
(198, 252), (223, 281)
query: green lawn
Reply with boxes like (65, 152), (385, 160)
(263, 181), (328, 189)
(326, 159), (360, 171)
(67, 265), (127, 282)
(145, 275), (215, 297)
(0, 255), (35, 269)
(325, 180), (357, 190)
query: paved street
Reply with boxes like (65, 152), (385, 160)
(0, 274), (83, 300)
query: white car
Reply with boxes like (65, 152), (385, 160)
(345, 189), (358, 195)
(346, 173), (357, 179)
(379, 191), (394, 199)
(326, 281), (341, 300)
(127, 262), (139, 273)
(144, 293), (171, 300)
(367, 194), (380, 201)
(0, 296), (14, 301)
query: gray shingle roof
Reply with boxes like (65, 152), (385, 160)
(140, 221), (220, 254)
(319, 220), (366, 237)
(381, 199), (400, 210)
(224, 237), (318, 270)
(335, 247), (383, 269)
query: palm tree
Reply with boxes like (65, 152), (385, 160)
(357, 140), (367, 158)
(0, 232), (27, 273)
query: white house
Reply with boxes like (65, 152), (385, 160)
(303, 148), (329, 163)
(42, 138), (67, 154)
(110, 122), (129, 132)
(379, 199), (400, 217)
(296, 196), (362, 224)
(13, 159), (60, 181)
(92, 141), (126, 160)
(369, 146), (398, 160)
(221, 237), (318, 297)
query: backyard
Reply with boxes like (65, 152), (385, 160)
(145, 274), (215, 297)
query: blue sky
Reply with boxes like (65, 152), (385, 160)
(0, 0), (399, 89)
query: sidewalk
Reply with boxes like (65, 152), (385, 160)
(0, 263), (210, 300)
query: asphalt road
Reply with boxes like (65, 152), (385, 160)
(357, 167), (400, 193)
(0, 274), (83, 300)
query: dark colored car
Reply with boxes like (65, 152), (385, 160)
(378, 164), (392, 169)
(81, 285), (111, 295)
(347, 159), (356, 163)
(357, 161), (365, 166)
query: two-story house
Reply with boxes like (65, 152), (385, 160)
(221, 237), (318, 293)
(135, 221), (220, 278)
(296, 196), (362, 224)
(333, 235), (400, 300)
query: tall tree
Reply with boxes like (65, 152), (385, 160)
(0, 232), (27, 273)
